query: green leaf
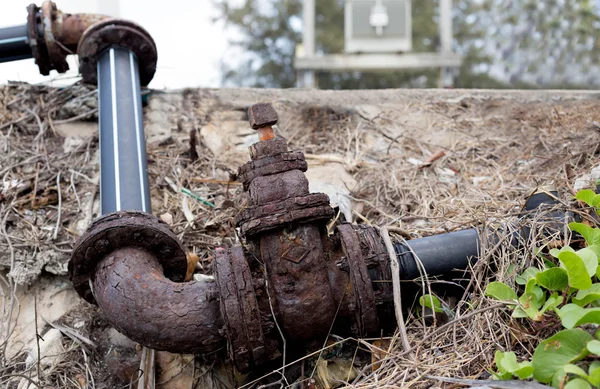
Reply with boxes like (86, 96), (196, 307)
(576, 189), (597, 207)
(519, 289), (545, 320)
(540, 293), (562, 315)
(419, 294), (443, 313)
(569, 222), (600, 246)
(485, 282), (518, 302)
(576, 247), (599, 277)
(563, 363), (589, 378)
(553, 367), (568, 388)
(493, 351), (533, 379)
(559, 251), (593, 290)
(513, 362), (534, 379)
(588, 361), (600, 386)
(511, 306), (528, 318)
(588, 340), (600, 355)
(564, 378), (591, 389)
(558, 304), (600, 329)
(536, 268), (569, 291)
(532, 329), (592, 383)
(575, 190), (600, 208)
(573, 284), (600, 306)
(496, 351), (518, 373)
(516, 267), (540, 285)
(551, 246), (576, 258)
(587, 245), (600, 258)
(491, 371), (513, 380)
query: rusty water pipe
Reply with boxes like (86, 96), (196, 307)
(0, 2), (157, 86)
(25, 2), (111, 75)
(70, 101), (565, 374)
(0, 4), (570, 368)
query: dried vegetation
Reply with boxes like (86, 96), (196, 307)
(1, 83), (600, 388)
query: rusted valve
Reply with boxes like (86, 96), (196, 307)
(213, 102), (397, 371)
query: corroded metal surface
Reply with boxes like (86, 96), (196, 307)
(248, 102), (278, 129)
(40, 1), (69, 73)
(238, 151), (308, 189)
(27, 3), (51, 75)
(343, 224), (395, 329)
(258, 224), (338, 344)
(69, 211), (187, 303)
(249, 138), (289, 160)
(26, 1), (110, 76)
(56, 12), (109, 49)
(93, 246), (225, 353)
(337, 224), (379, 337)
(237, 193), (334, 236)
(77, 18), (157, 85)
(214, 246), (269, 372)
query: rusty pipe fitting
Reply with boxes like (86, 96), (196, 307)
(211, 102), (396, 371)
(93, 246), (224, 353)
(26, 1), (110, 75)
(25, 2), (157, 85)
(69, 212), (226, 353)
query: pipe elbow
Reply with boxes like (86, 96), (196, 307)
(92, 247), (225, 354)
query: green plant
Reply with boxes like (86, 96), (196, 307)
(484, 190), (600, 387)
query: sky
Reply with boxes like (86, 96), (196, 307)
(0, 0), (228, 89)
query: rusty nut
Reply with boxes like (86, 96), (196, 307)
(248, 103), (278, 129)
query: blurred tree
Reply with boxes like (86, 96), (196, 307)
(213, 0), (600, 89)
(471, 0), (600, 88)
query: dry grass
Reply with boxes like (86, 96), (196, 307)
(1, 82), (600, 388)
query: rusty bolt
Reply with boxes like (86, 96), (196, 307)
(249, 103), (278, 129)
(249, 103), (278, 141)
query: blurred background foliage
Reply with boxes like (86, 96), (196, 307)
(214, 0), (600, 89)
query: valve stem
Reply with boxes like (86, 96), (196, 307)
(248, 102), (278, 142)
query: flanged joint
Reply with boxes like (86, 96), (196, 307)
(69, 211), (188, 304)
(77, 18), (157, 86)
(337, 224), (395, 337)
(27, 2), (69, 75)
(213, 246), (273, 372)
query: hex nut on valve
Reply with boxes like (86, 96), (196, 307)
(249, 102), (278, 141)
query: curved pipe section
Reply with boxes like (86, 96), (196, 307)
(52, 11), (109, 51)
(93, 246), (225, 354)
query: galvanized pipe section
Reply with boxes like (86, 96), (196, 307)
(0, 24), (32, 63)
(97, 47), (151, 215)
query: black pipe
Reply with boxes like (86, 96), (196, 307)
(0, 24), (32, 63)
(393, 190), (561, 280)
(97, 47), (151, 215)
(395, 228), (480, 280)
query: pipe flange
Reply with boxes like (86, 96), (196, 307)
(40, 1), (70, 73)
(27, 3), (52, 75)
(238, 151), (307, 189)
(337, 224), (379, 337)
(249, 138), (289, 160)
(236, 193), (334, 236)
(69, 211), (187, 304)
(214, 246), (267, 372)
(77, 18), (157, 86)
